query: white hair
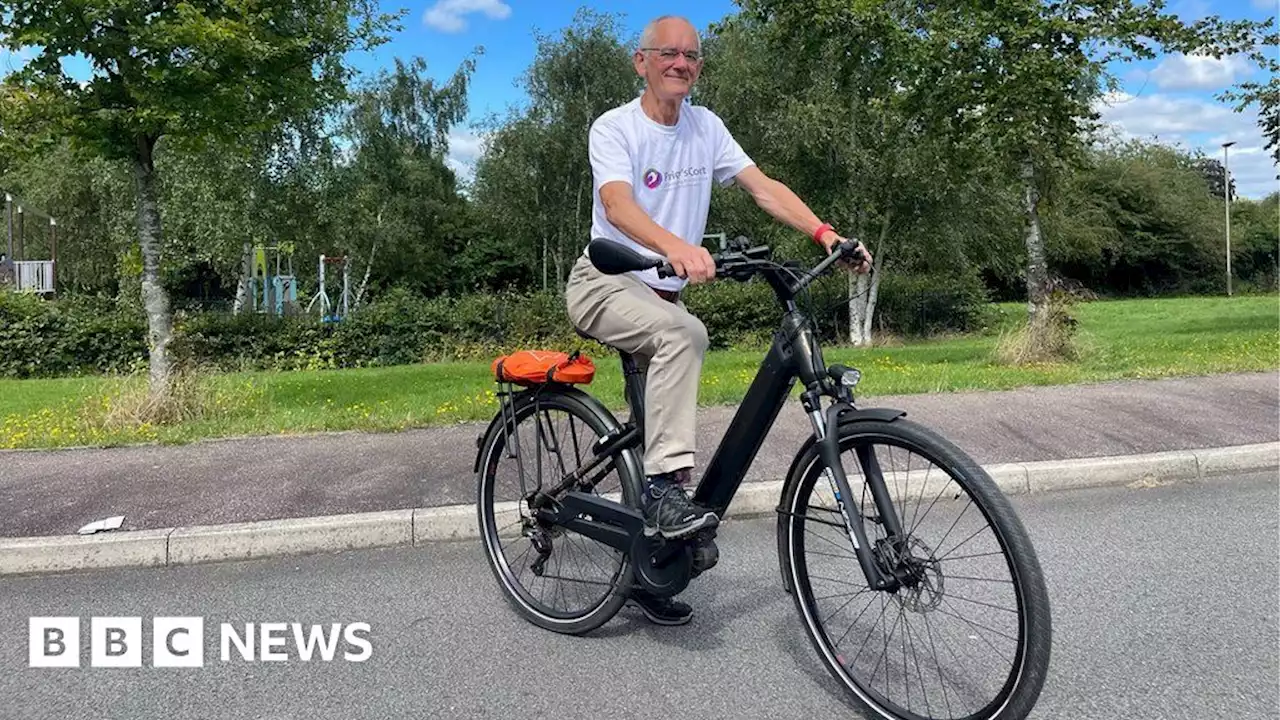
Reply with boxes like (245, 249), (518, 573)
(639, 15), (700, 51)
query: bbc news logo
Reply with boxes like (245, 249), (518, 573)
(29, 617), (372, 667)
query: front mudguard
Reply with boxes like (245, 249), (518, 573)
(775, 405), (907, 594)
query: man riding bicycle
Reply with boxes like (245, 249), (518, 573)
(564, 14), (872, 626)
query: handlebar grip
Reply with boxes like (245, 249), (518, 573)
(656, 263), (677, 279)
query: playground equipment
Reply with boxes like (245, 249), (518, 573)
(306, 254), (352, 323)
(248, 243), (298, 316)
(3, 191), (57, 296)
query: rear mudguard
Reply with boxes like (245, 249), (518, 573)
(775, 406), (906, 594)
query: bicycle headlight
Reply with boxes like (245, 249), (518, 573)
(828, 364), (861, 388)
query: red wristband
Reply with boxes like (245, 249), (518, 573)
(812, 222), (834, 245)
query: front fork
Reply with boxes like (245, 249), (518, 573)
(804, 392), (907, 592)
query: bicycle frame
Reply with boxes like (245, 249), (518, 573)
(503, 240), (911, 592)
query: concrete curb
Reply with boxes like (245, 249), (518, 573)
(2, 442), (1275, 578)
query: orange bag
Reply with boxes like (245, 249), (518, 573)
(492, 350), (595, 386)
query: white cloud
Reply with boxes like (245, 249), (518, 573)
(445, 129), (486, 185)
(1096, 91), (1253, 137)
(1251, 0), (1275, 12)
(1149, 53), (1253, 91)
(424, 0), (511, 33)
(1095, 92), (1279, 199)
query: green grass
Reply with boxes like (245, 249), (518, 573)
(1, 294), (1275, 450)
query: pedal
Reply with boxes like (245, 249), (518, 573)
(690, 528), (719, 577)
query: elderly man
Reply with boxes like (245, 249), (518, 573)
(564, 15), (871, 625)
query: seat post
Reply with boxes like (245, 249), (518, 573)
(619, 351), (646, 441)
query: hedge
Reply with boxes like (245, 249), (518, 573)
(1, 273), (988, 378)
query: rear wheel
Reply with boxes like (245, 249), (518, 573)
(781, 419), (1052, 720)
(477, 387), (644, 635)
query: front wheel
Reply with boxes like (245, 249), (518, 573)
(780, 419), (1051, 720)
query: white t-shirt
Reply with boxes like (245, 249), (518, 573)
(587, 97), (755, 291)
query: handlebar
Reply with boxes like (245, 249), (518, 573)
(587, 235), (867, 305)
(655, 237), (866, 285)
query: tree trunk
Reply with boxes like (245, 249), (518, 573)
(862, 245), (887, 341)
(849, 272), (869, 346)
(553, 228), (564, 296)
(133, 136), (174, 399)
(1021, 160), (1049, 326)
(233, 240), (253, 314)
(355, 240), (377, 309)
(354, 209), (381, 309)
(848, 214), (890, 346)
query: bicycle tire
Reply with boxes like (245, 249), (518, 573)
(779, 418), (1052, 720)
(476, 386), (645, 635)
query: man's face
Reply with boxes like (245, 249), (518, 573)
(634, 19), (702, 101)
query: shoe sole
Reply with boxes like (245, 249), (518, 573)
(642, 512), (719, 539)
(628, 601), (692, 626)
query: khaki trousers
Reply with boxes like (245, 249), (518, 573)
(564, 253), (708, 476)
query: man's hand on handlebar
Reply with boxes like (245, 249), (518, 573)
(665, 242), (717, 284)
(818, 230), (872, 275)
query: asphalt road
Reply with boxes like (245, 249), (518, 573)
(1, 472), (1277, 720)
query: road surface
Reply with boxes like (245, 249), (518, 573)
(1, 471), (1276, 719)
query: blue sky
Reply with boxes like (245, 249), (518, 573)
(2, 0), (1277, 198)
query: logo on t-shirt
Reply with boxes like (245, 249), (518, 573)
(643, 165), (707, 191)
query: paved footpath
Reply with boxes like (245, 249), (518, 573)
(1, 372), (1276, 539)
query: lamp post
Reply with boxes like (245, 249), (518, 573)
(1222, 141), (1235, 297)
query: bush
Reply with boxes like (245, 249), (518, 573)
(995, 287), (1081, 364)
(2, 270), (994, 380)
(872, 267), (992, 337)
(684, 279), (784, 348)
(0, 291), (146, 378)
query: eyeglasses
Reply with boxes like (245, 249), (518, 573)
(640, 47), (701, 63)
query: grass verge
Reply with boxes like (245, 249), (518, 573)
(1, 295), (1275, 450)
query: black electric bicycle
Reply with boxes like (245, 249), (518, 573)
(474, 236), (1052, 720)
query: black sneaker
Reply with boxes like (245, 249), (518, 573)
(628, 590), (693, 626)
(642, 477), (719, 539)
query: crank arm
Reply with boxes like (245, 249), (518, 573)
(534, 491), (643, 554)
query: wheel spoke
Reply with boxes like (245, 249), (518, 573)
(937, 524), (991, 562)
(946, 591), (1019, 614)
(946, 574), (1014, 585)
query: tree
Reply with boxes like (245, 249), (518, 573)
(1045, 138), (1226, 295)
(0, 141), (134, 296)
(1220, 17), (1280, 169)
(327, 56), (477, 300)
(711, 4), (1020, 344)
(908, 1), (1269, 340)
(470, 8), (640, 293)
(1194, 157), (1236, 201)
(748, 0), (1270, 352)
(0, 0), (400, 398)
